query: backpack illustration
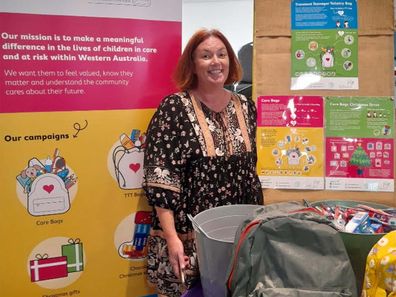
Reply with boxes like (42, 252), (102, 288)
(227, 202), (358, 297)
(112, 131), (146, 190)
(16, 152), (76, 216)
(28, 173), (70, 216)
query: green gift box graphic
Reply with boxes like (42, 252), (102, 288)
(61, 238), (84, 273)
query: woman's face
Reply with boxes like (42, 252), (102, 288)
(193, 36), (230, 87)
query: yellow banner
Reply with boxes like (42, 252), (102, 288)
(0, 109), (156, 297)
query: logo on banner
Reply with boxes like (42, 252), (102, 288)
(109, 129), (147, 190)
(27, 237), (85, 289)
(16, 149), (78, 216)
(115, 211), (152, 260)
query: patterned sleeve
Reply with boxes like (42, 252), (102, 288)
(143, 94), (187, 211)
(239, 93), (258, 157)
(248, 96), (258, 156)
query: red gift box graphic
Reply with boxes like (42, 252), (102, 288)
(30, 254), (68, 282)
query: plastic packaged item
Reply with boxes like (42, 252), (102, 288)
(333, 206), (347, 231)
(370, 222), (384, 234)
(345, 212), (369, 233)
(358, 204), (392, 223)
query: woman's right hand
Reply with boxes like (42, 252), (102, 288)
(154, 206), (190, 280)
(166, 235), (189, 280)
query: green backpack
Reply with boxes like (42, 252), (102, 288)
(226, 202), (358, 297)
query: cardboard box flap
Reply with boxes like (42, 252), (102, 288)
(358, 0), (394, 35)
(255, 0), (394, 37)
(255, 0), (290, 37)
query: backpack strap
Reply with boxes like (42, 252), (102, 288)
(227, 220), (260, 290)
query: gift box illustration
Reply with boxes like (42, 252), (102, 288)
(16, 149), (77, 216)
(61, 238), (84, 273)
(30, 254), (68, 282)
(112, 129), (146, 190)
(119, 211), (151, 259)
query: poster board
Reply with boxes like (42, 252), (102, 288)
(0, 1), (181, 296)
(254, 0), (396, 206)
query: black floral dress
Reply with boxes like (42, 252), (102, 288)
(143, 91), (263, 296)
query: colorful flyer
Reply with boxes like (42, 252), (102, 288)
(257, 96), (324, 189)
(291, 0), (358, 90)
(325, 97), (394, 192)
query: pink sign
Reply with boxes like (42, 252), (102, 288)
(326, 137), (394, 179)
(0, 13), (181, 112)
(257, 96), (323, 127)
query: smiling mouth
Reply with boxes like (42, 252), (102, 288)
(208, 69), (222, 74)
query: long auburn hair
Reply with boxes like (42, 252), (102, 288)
(173, 28), (242, 91)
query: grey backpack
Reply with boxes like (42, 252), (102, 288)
(226, 203), (358, 297)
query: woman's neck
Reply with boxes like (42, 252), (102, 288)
(191, 87), (231, 113)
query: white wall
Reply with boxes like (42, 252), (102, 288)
(182, 0), (253, 54)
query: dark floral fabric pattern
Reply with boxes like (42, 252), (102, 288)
(143, 91), (263, 295)
(146, 236), (198, 297)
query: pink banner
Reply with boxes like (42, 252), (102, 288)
(257, 96), (324, 128)
(0, 13), (181, 112)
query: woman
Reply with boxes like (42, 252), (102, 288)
(143, 28), (263, 297)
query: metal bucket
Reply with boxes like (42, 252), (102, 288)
(190, 204), (261, 297)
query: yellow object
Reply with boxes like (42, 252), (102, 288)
(362, 231), (396, 297)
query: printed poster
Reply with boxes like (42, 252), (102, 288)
(325, 97), (394, 192)
(0, 1), (181, 297)
(257, 96), (324, 189)
(1, 4), (180, 112)
(291, 0), (358, 90)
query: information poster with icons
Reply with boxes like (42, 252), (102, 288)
(0, 1), (181, 297)
(291, 0), (358, 90)
(325, 97), (394, 192)
(257, 96), (325, 190)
